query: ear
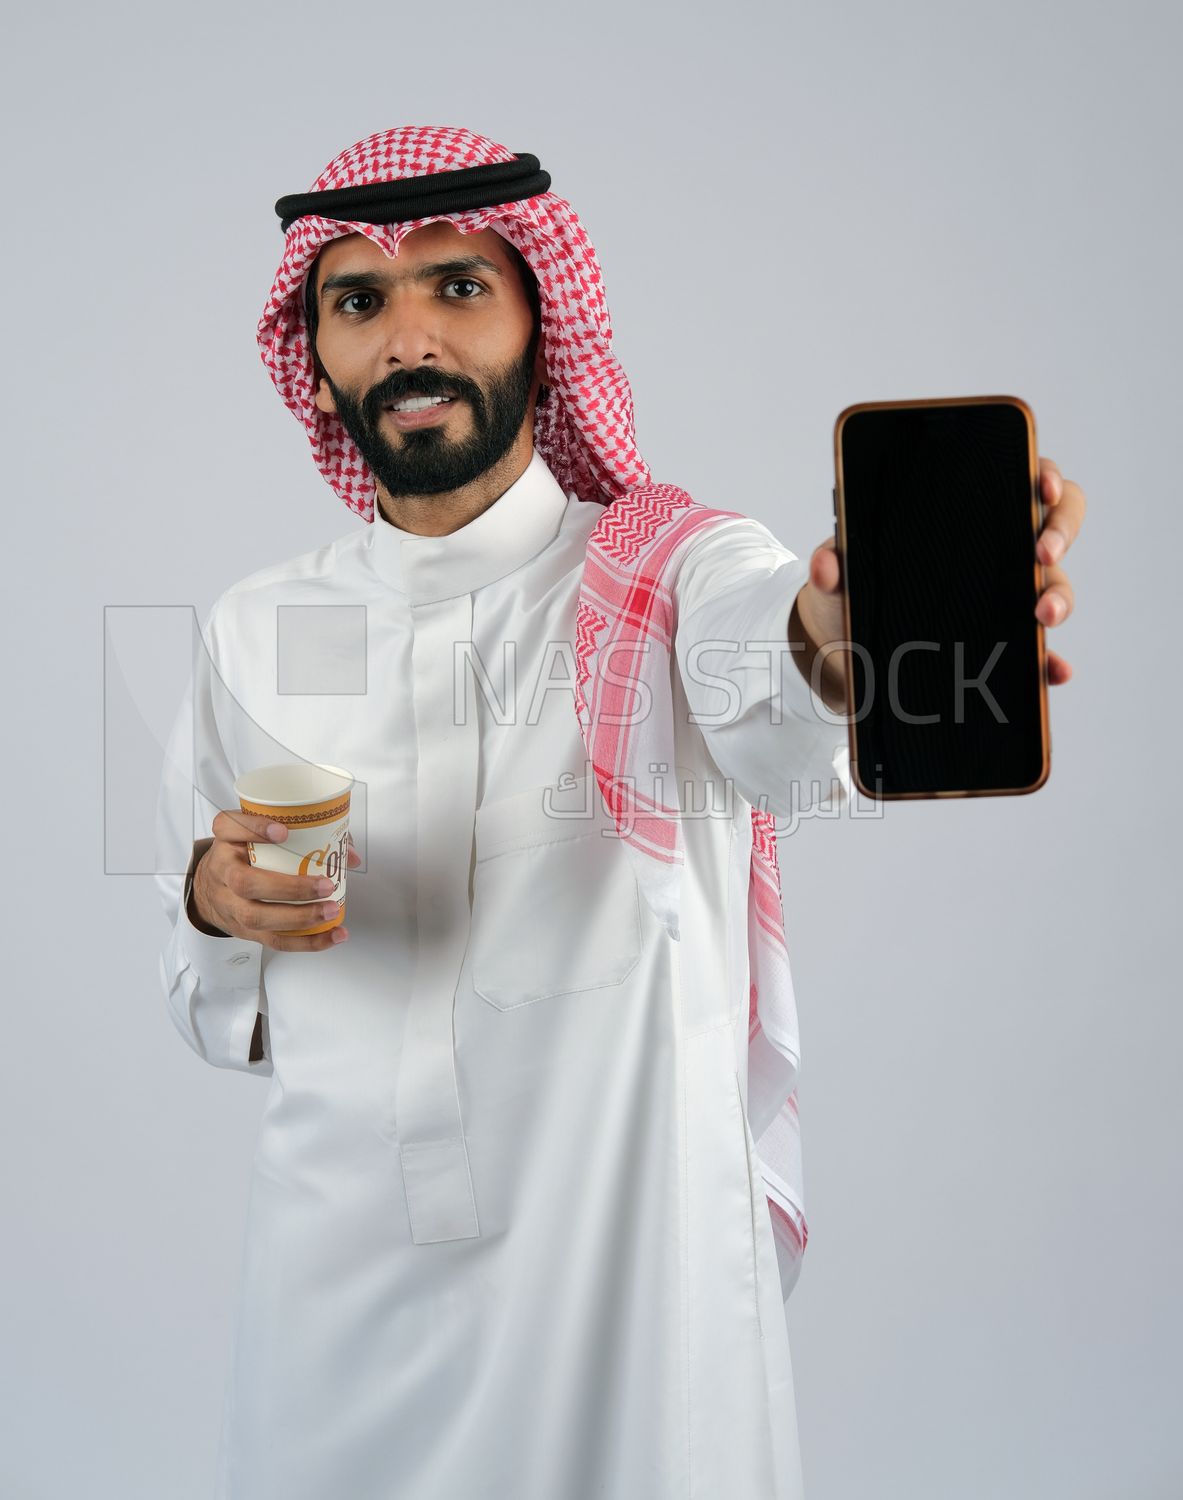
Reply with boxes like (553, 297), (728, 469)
(313, 375), (338, 416)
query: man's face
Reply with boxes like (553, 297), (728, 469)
(309, 224), (544, 501)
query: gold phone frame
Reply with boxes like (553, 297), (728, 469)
(832, 394), (1051, 801)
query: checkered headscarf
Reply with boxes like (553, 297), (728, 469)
(258, 125), (810, 1300)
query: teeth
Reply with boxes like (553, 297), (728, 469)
(389, 396), (453, 412)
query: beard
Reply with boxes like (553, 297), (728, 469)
(324, 325), (541, 500)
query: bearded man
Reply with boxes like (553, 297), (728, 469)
(155, 126), (1084, 1500)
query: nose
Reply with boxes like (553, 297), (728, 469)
(376, 290), (447, 369)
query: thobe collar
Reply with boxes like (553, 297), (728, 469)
(364, 446), (570, 604)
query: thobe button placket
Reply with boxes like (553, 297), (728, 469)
(394, 590), (481, 1244)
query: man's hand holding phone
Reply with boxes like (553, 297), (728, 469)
(793, 454), (1085, 711)
(188, 812), (361, 952)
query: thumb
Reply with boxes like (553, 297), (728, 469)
(810, 537), (842, 594)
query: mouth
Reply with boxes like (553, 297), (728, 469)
(382, 394), (460, 430)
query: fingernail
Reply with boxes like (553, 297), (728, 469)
(315, 878), (334, 895)
(1042, 529), (1065, 563)
(322, 902), (340, 920)
(266, 822), (287, 841)
(331, 927), (348, 944)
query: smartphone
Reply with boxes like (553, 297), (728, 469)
(833, 395), (1050, 800)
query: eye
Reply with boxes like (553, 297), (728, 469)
(442, 278), (485, 300)
(337, 291), (377, 316)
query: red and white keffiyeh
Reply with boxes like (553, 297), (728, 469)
(257, 125), (809, 1299)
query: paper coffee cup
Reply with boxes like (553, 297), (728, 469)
(233, 762), (354, 936)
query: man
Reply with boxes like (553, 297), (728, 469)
(155, 126), (1084, 1500)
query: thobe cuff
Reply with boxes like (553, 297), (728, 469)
(160, 841), (271, 1076)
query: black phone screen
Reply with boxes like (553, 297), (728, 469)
(837, 399), (1048, 798)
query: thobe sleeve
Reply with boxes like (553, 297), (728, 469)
(154, 600), (272, 1077)
(673, 518), (852, 817)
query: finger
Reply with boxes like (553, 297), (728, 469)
(1037, 476), (1087, 565)
(810, 536), (841, 593)
(1046, 649), (1072, 684)
(346, 831), (362, 867)
(1035, 564), (1075, 625)
(230, 893), (346, 936)
(228, 860), (344, 905)
(1038, 456), (1063, 504)
(211, 808), (291, 845)
(266, 925), (350, 954)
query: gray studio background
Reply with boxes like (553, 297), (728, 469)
(3, 2), (1179, 1497)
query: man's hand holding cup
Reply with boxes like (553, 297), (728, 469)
(189, 762), (358, 953)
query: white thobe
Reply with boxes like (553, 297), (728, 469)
(156, 447), (848, 1500)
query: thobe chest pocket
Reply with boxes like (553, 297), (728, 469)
(470, 774), (643, 1010)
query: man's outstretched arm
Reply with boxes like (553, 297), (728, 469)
(673, 519), (851, 818)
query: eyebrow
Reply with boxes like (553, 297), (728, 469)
(319, 255), (504, 303)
